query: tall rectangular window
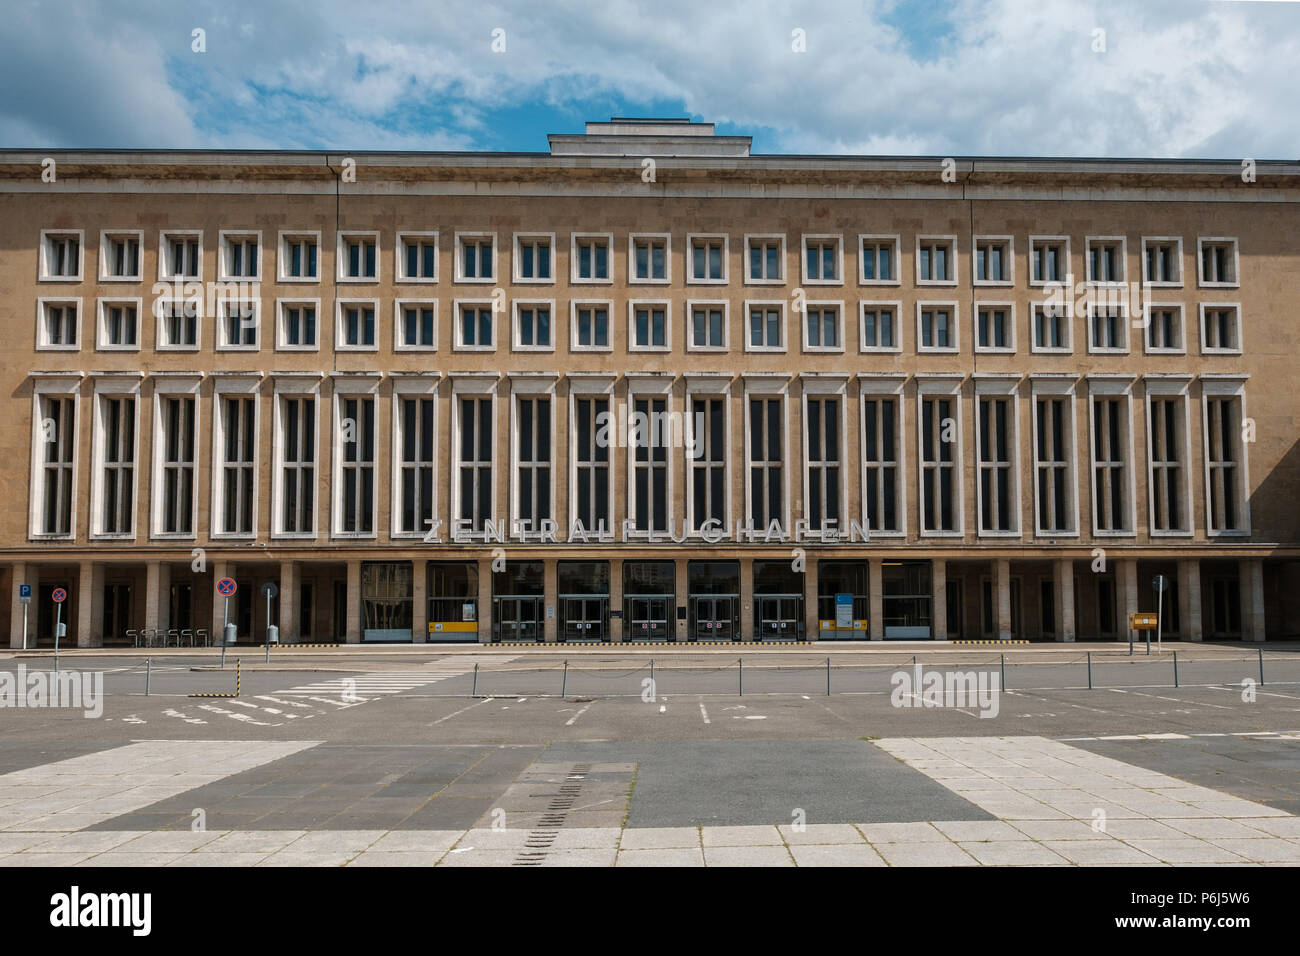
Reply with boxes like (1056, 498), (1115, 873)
(748, 239), (782, 281)
(398, 235), (437, 280)
(632, 397), (669, 533)
(805, 397), (840, 532)
(516, 396), (552, 533)
(516, 304), (551, 349)
(861, 239), (895, 282)
(919, 307), (953, 349)
(804, 238), (840, 282)
(41, 302), (78, 348)
(917, 239), (953, 282)
(160, 301), (198, 348)
(400, 305), (436, 348)
(749, 306), (781, 349)
(1149, 396), (1186, 532)
(1199, 240), (1237, 285)
(1089, 305), (1125, 351)
(458, 397), (493, 532)
(339, 396), (375, 534)
(920, 397), (957, 532)
(862, 397), (899, 532)
(281, 303), (317, 347)
(574, 236), (610, 281)
(341, 305), (376, 347)
(224, 234), (259, 279)
(574, 305), (609, 348)
(459, 305), (492, 348)
(1035, 398), (1073, 534)
(1087, 239), (1123, 282)
(633, 305), (666, 349)
(220, 396), (255, 535)
(975, 239), (1010, 282)
(283, 235), (318, 279)
(1031, 240), (1067, 283)
(1144, 241), (1179, 283)
(460, 236), (494, 280)
(1201, 307), (1240, 352)
(1092, 397), (1130, 533)
(573, 397), (609, 533)
(977, 307), (1011, 350)
(1033, 306), (1068, 351)
(162, 233), (200, 279)
(690, 397), (726, 530)
(861, 306), (896, 349)
(805, 306), (840, 349)
(632, 236), (667, 281)
(1147, 307), (1181, 351)
(397, 397), (435, 536)
(103, 234), (141, 279)
(341, 235), (377, 279)
(517, 236), (551, 280)
(102, 303), (138, 348)
(280, 396), (315, 534)
(690, 237), (725, 281)
(748, 398), (783, 530)
(159, 396), (196, 535)
(43, 233), (81, 279)
(38, 395), (75, 536)
(1205, 397), (1242, 532)
(691, 305), (725, 348)
(99, 396), (135, 535)
(978, 396), (1015, 532)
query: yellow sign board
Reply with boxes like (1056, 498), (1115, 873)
(1129, 613), (1159, 630)
(819, 620), (868, 630)
(429, 621), (478, 633)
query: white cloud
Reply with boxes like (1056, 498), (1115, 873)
(1, 0), (1296, 157)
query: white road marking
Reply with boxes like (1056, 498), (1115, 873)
(565, 701), (594, 726)
(699, 702), (710, 724)
(432, 698), (491, 725)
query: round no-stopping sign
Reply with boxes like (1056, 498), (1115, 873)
(51, 587), (67, 604)
(217, 577), (238, 597)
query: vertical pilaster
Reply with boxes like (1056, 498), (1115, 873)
(543, 559), (558, 642)
(345, 559), (362, 644)
(608, 557), (623, 642)
(739, 556), (754, 641)
(674, 556), (689, 642)
(803, 558), (819, 642)
(1119, 558), (1139, 639)
(994, 558), (1012, 640)
(1242, 559), (1266, 642)
(77, 562), (104, 647)
(932, 559), (947, 641)
(1054, 559), (1076, 642)
(869, 557), (884, 641)
(477, 556), (493, 643)
(1178, 559), (1202, 642)
(280, 561), (298, 642)
(411, 559), (427, 643)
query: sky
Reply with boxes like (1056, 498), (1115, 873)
(1, 0), (1297, 158)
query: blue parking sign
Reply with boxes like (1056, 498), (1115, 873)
(18, 585), (31, 599)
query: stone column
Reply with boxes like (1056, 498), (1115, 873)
(145, 561), (170, 641)
(803, 557), (819, 642)
(76, 561), (104, 647)
(868, 557), (884, 641)
(739, 556), (755, 641)
(543, 559), (558, 642)
(1054, 558), (1076, 642)
(674, 556), (689, 643)
(345, 559), (362, 644)
(279, 561), (298, 642)
(1118, 558), (1139, 638)
(994, 558), (1012, 640)
(1241, 559), (1266, 642)
(1177, 559), (1202, 642)
(476, 556), (493, 643)
(411, 559), (427, 644)
(608, 557), (623, 643)
(931, 559), (947, 641)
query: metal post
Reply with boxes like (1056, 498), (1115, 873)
(21, 603), (27, 652)
(1173, 650), (1179, 688)
(54, 601), (62, 663)
(650, 659), (654, 691)
(1157, 587), (1163, 652)
(826, 657), (831, 696)
(145, 657), (151, 696)
(265, 640), (270, 663)
(561, 660), (568, 697)
(1000, 653), (1006, 691)
(1087, 652), (1092, 690)
(1128, 626), (1133, 656)
(1259, 647), (1265, 686)
(1146, 626), (1151, 655)
(738, 657), (743, 697)
(471, 662), (478, 698)
(221, 643), (226, 668)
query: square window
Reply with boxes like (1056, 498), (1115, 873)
(37, 299), (80, 350)
(1142, 237), (1182, 285)
(1088, 304), (1128, 352)
(975, 304), (1015, 351)
(156, 299), (199, 349)
(916, 236), (957, 284)
(514, 301), (554, 351)
(218, 299), (260, 350)
(515, 234), (554, 282)
(40, 230), (83, 281)
(629, 301), (669, 350)
(220, 231), (261, 280)
(746, 235), (784, 283)
(100, 231), (143, 281)
(1144, 304), (1184, 353)
(973, 237), (1012, 284)
(159, 231), (202, 281)
(279, 233), (320, 281)
(630, 234), (670, 283)
(803, 303), (843, 351)
(572, 302), (611, 349)
(278, 301), (319, 350)
(746, 302), (784, 351)
(859, 236), (899, 284)
(98, 299), (140, 350)
(338, 232), (378, 281)
(456, 301), (495, 349)
(1200, 304), (1241, 353)
(1198, 238), (1239, 286)
(860, 303), (901, 352)
(687, 301), (727, 349)
(917, 304), (958, 351)
(395, 300), (437, 350)
(457, 233), (496, 282)
(687, 235), (727, 283)
(1031, 304), (1071, 353)
(1029, 237), (1070, 285)
(572, 234), (612, 283)
(802, 236), (842, 284)
(1086, 237), (1126, 283)
(338, 301), (378, 349)
(396, 233), (438, 282)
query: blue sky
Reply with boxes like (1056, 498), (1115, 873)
(2, 0), (1298, 158)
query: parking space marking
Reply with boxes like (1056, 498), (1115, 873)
(431, 698), (492, 725)
(565, 702), (594, 726)
(699, 702), (710, 724)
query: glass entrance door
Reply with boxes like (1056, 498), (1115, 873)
(560, 596), (608, 642)
(627, 595), (672, 641)
(691, 595), (738, 641)
(756, 594), (803, 641)
(493, 596), (543, 642)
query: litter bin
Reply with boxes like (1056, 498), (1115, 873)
(223, 622), (237, 645)
(266, 624), (279, 645)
